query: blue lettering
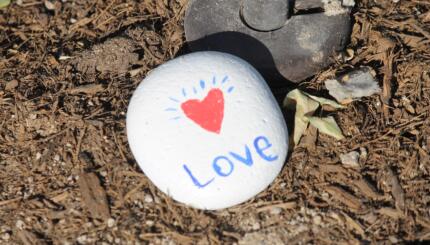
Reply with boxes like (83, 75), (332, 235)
(253, 136), (278, 162)
(212, 156), (234, 177)
(183, 164), (214, 188)
(229, 145), (253, 166)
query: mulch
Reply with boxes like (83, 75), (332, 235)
(0, 0), (429, 244)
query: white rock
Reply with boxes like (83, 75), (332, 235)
(270, 207), (283, 215)
(325, 67), (381, 103)
(340, 151), (360, 168)
(107, 218), (115, 228)
(127, 51), (288, 210)
(144, 194), (154, 203)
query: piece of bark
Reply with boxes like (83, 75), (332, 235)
(342, 212), (365, 237)
(386, 168), (405, 210)
(16, 229), (43, 245)
(416, 217), (430, 230)
(377, 207), (405, 219)
(70, 84), (105, 95)
(78, 172), (110, 221)
(324, 186), (363, 211)
(354, 178), (382, 200)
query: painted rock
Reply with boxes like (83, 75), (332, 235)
(127, 51), (288, 210)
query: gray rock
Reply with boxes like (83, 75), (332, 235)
(185, 0), (353, 83)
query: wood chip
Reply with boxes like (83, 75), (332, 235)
(416, 217), (430, 230)
(78, 172), (110, 221)
(256, 202), (297, 212)
(354, 178), (382, 200)
(377, 207), (405, 219)
(386, 168), (405, 210)
(5, 80), (18, 91)
(70, 84), (105, 95)
(342, 212), (365, 237)
(324, 186), (363, 211)
(16, 229), (43, 245)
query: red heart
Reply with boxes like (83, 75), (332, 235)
(181, 88), (224, 134)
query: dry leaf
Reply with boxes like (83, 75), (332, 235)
(0, 0), (10, 8)
(284, 89), (345, 146)
(284, 89), (319, 145)
(308, 116), (345, 141)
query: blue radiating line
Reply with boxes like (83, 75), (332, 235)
(165, 108), (177, 112)
(200, 80), (206, 90)
(221, 75), (229, 84)
(169, 97), (180, 103)
(171, 116), (181, 120)
(212, 76), (216, 85)
(228, 86), (235, 93)
(193, 87), (197, 94)
(182, 88), (187, 97)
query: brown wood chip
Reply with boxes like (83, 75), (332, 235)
(416, 217), (430, 230)
(5, 80), (19, 91)
(377, 207), (405, 219)
(16, 229), (43, 245)
(342, 212), (365, 237)
(324, 186), (363, 211)
(78, 172), (110, 221)
(354, 178), (382, 200)
(70, 84), (105, 95)
(386, 168), (405, 210)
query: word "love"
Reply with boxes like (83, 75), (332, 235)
(183, 135), (279, 188)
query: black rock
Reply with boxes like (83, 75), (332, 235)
(185, 0), (352, 84)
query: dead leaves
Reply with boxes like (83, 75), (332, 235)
(0, 0), (10, 8)
(284, 89), (345, 146)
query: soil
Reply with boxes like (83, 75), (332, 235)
(0, 0), (429, 244)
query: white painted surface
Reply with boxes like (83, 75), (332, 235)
(127, 51), (288, 210)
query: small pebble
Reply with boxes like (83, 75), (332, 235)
(15, 220), (24, 230)
(312, 215), (322, 225)
(44, 1), (56, 11)
(1, 233), (10, 241)
(77, 235), (87, 244)
(107, 218), (115, 228)
(54, 154), (60, 161)
(252, 222), (261, 231)
(145, 220), (155, 226)
(144, 194), (154, 203)
(35, 152), (42, 160)
(340, 151), (360, 168)
(270, 207), (283, 215)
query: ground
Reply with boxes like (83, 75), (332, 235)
(0, 0), (429, 244)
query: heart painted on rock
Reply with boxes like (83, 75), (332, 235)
(181, 88), (224, 134)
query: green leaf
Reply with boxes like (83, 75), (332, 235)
(308, 116), (345, 140)
(0, 0), (10, 8)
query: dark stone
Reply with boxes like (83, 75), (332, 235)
(242, 0), (289, 31)
(184, 0), (352, 84)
